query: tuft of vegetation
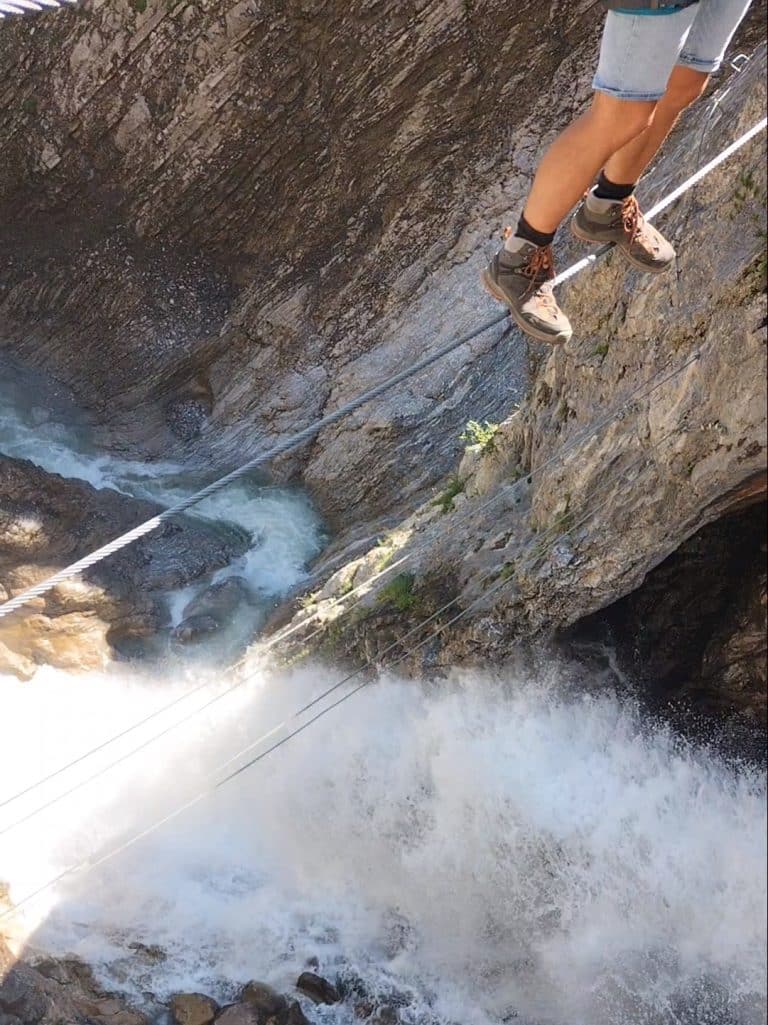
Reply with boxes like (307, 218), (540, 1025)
(21, 96), (38, 116)
(733, 169), (760, 215)
(377, 572), (419, 613)
(461, 419), (499, 454)
(432, 475), (465, 514)
(131, 0), (148, 12)
(592, 341), (609, 359)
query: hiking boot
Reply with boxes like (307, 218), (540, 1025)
(571, 190), (675, 274)
(481, 237), (572, 345)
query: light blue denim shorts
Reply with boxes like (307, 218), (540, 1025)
(593, 0), (753, 101)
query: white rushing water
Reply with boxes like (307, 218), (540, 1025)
(1, 365), (766, 1025)
(1, 666), (766, 1025)
(0, 365), (326, 626)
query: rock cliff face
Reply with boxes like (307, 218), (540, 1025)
(1, 0), (605, 528)
(283, 47), (767, 743)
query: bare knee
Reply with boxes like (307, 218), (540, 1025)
(590, 92), (657, 149)
(662, 67), (710, 114)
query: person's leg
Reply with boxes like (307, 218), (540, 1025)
(482, 5), (695, 343)
(604, 66), (709, 187)
(518, 5), (698, 240)
(603, 0), (753, 189)
(520, 94), (657, 236)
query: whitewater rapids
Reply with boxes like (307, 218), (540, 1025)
(1, 664), (765, 1025)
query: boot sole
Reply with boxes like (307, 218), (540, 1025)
(570, 219), (672, 275)
(480, 270), (571, 346)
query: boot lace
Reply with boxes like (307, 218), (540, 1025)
(521, 243), (557, 306)
(501, 227), (558, 307)
(620, 195), (661, 254)
(621, 195), (641, 242)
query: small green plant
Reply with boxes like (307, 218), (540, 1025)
(461, 419), (499, 453)
(21, 96), (38, 116)
(432, 475), (465, 514)
(131, 0), (148, 12)
(299, 590), (318, 610)
(500, 562), (516, 581)
(592, 341), (609, 359)
(377, 572), (419, 613)
(733, 169), (758, 215)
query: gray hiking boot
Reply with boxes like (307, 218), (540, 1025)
(571, 190), (675, 274)
(481, 237), (572, 345)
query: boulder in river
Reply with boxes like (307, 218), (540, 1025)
(295, 972), (340, 1005)
(239, 981), (287, 1019)
(171, 613), (221, 646)
(213, 1005), (259, 1025)
(171, 992), (219, 1025)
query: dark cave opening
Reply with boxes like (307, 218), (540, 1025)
(563, 499), (767, 762)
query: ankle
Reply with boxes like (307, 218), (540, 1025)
(593, 171), (636, 202)
(508, 213), (556, 251)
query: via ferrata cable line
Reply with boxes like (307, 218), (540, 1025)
(0, 113), (764, 624)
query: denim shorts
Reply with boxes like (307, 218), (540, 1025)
(593, 0), (753, 101)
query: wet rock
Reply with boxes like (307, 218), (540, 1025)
(31, 961), (70, 987)
(283, 1002), (312, 1025)
(371, 1009), (399, 1025)
(239, 981), (287, 1019)
(0, 938), (149, 1025)
(0, 966), (48, 1023)
(80, 997), (148, 1025)
(296, 972), (340, 1005)
(182, 577), (255, 624)
(214, 1005), (259, 1025)
(127, 941), (167, 964)
(171, 992), (219, 1025)
(0, 455), (249, 677)
(172, 613), (220, 645)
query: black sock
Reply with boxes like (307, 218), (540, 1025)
(594, 171), (636, 201)
(515, 214), (555, 248)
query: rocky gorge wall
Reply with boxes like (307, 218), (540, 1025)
(283, 45), (768, 747)
(0, 0), (612, 529)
